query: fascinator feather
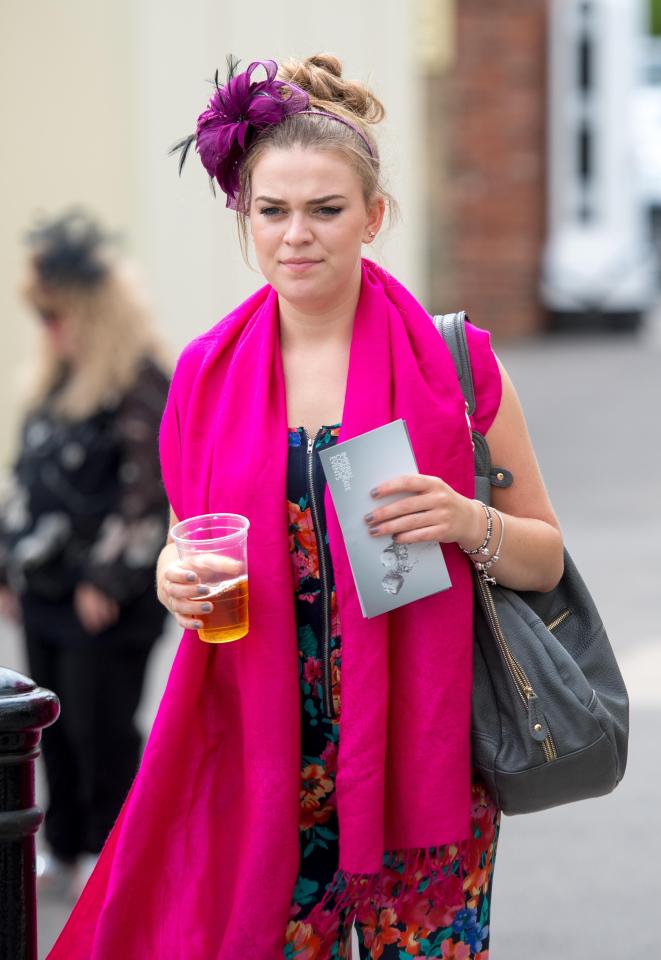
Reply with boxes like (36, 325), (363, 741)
(170, 56), (310, 209)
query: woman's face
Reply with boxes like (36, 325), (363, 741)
(248, 146), (384, 312)
(30, 294), (78, 362)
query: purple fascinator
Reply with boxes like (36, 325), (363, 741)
(171, 57), (310, 209)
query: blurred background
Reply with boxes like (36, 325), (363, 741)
(0, 0), (659, 956)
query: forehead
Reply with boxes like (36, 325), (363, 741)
(250, 146), (362, 200)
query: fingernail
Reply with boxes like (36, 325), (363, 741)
(369, 526), (380, 536)
(364, 512), (374, 523)
(200, 603), (212, 613)
(197, 585), (210, 596)
(193, 620), (203, 629)
(370, 487), (380, 497)
(186, 572), (197, 582)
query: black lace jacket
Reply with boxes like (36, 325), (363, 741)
(0, 358), (170, 606)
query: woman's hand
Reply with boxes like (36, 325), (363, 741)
(364, 474), (485, 548)
(156, 541), (243, 632)
(0, 585), (20, 623)
(363, 358), (564, 593)
(74, 583), (120, 634)
(158, 555), (212, 632)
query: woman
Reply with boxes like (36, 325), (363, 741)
(0, 210), (171, 899)
(48, 58), (563, 959)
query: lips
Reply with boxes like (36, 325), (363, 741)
(281, 259), (321, 265)
(280, 259), (322, 273)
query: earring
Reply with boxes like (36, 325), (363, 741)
(367, 231), (376, 242)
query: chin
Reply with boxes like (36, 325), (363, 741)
(282, 279), (339, 310)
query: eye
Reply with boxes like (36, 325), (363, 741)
(258, 206), (284, 217)
(37, 308), (61, 326)
(316, 206), (342, 217)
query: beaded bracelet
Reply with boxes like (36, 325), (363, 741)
(475, 508), (505, 576)
(460, 501), (493, 556)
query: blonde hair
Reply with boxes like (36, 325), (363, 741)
(23, 258), (170, 421)
(236, 53), (397, 259)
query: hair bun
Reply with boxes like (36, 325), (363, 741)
(306, 53), (343, 79)
(279, 53), (385, 125)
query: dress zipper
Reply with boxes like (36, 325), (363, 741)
(305, 430), (335, 720)
(475, 571), (558, 763)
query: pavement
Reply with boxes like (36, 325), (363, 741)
(1, 319), (659, 958)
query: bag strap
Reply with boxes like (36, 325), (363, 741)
(434, 311), (476, 415)
(432, 312), (513, 504)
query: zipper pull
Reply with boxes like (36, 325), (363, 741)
(526, 689), (549, 742)
(307, 437), (313, 455)
(464, 400), (475, 451)
(477, 567), (497, 587)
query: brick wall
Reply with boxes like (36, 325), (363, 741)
(428, 1), (548, 337)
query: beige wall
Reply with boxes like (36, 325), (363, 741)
(0, 0), (136, 464)
(0, 0), (425, 465)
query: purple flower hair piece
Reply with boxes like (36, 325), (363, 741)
(171, 57), (310, 209)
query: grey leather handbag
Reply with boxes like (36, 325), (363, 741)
(434, 312), (629, 815)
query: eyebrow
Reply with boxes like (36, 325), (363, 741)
(254, 194), (347, 205)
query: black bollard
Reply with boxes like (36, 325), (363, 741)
(0, 666), (59, 960)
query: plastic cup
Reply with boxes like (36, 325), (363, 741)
(170, 513), (250, 643)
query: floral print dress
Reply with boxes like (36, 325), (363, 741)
(285, 425), (501, 960)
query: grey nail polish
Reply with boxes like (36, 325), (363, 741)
(186, 572), (196, 582)
(193, 620), (203, 629)
(197, 585), (210, 596)
(200, 603), (212, 613)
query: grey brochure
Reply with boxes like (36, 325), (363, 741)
(319, 419), (452, 618)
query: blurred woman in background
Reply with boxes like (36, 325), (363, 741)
(0, 210), (171, 899)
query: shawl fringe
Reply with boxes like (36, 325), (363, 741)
(315, 840), (470, 928)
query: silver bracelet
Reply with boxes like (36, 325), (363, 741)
(460, 501), (493, 556)
(475, 508), (505, 576)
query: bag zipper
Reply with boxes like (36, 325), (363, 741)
(305, 430), (335, 720)
(475, 571), (558, 763)
(546, 609), (573, 633)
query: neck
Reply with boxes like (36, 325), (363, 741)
(278, 266), (361, 352)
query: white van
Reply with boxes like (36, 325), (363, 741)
(541, 0), (658, 329)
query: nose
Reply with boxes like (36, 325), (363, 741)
(283, 211), (313, 246)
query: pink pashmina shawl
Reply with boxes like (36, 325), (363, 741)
(48, 259), (500, 959)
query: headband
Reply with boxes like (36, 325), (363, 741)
(170, 58), (375, 210)
(298, 109), (375, 157)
